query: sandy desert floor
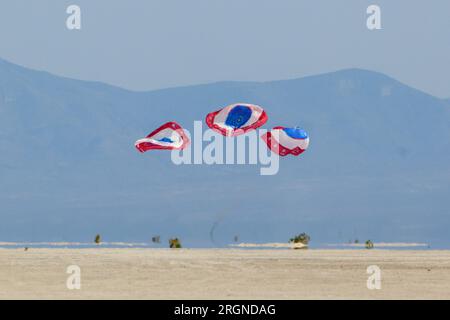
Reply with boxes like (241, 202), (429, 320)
(0, 248), (449, 299)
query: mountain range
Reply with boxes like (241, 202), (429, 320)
(0, 58), (449, 247)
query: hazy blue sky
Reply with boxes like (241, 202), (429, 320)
(0, 0), (449, 97)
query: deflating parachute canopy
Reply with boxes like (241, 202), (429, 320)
(262, 126), (309, 156)
(135, 121), (190, 153)
(206, 103), (268, 137)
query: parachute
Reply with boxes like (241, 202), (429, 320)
(135, 121), (190, 153)
(262, 126), (309, 156)
(206, 103), (268, 137)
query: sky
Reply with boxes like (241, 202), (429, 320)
(0, 0), (449, 98)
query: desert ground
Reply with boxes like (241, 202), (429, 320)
(0, 248), (449, 299)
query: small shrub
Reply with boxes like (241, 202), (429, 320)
(169, 238), (182, 248)
(94, 234), (101, 245)
(365, 240), (374, 249)
(152, 236), (161, 244)
(289, 233), (310, 245)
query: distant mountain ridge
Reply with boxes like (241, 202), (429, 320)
(0, 58), (449, 247)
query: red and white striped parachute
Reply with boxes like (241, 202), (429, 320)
(262, 126), (309, 157)
(206, 103), (268, 137)
(135, 121), (190, 153)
